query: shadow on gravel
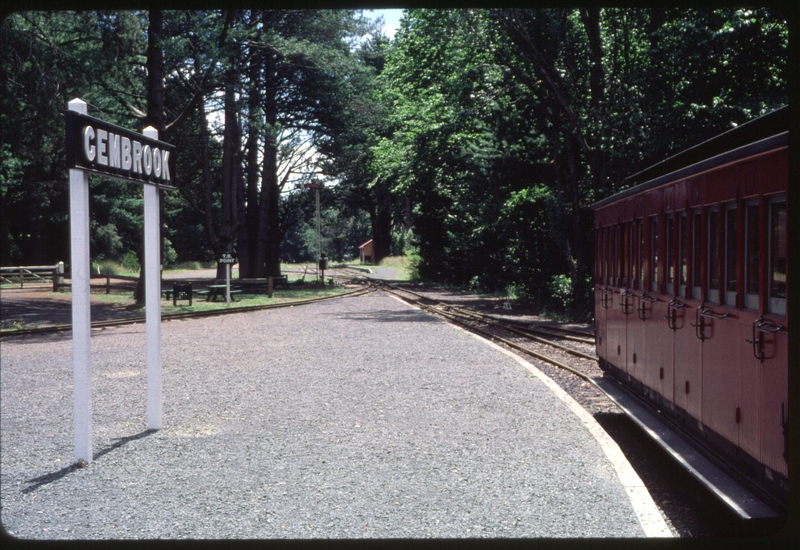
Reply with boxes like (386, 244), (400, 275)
(331, 309), (440, 323)
(21, 430), (156, 494)
(592, 411), (787, 537)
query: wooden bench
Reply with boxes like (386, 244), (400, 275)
(163, 282), (194, 305)
(272, 275), (290, 290)
(234, 276), (290, 293)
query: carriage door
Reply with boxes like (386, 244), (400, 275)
(673, 210), (702, 419)
(701, 203), (741, 447)
(606, 223), (629, 372)
(627, 218), (647, 384)
(738, 194), (788, 477)
(595, 225), (609, 361)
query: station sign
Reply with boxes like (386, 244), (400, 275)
(65, 110), (176, 188)
(219, 253), (237, 264)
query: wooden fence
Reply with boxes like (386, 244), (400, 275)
(1, 264), (63, 290)
(1, 264), (138, 293)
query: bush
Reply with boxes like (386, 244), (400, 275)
(122, 251), (140, 273)
(171, 261), (204, 271)
(95, 260), (120, 276)
(548, 274), (573, 311)
(163, 238), (178, 268)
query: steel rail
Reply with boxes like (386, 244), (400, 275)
(379, 282), (598, 361)
(380, 284), (596, 382)
(445, 304), (596, 345)
(380, 281), (595, 341)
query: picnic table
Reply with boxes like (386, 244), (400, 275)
(203, 284), (242, 302)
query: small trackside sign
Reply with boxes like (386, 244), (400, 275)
(219, 253), (237, 264)
(65, 110), (176, 188)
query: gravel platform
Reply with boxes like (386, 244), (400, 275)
(2, 292), (648, 539)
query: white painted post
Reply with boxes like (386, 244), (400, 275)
(226, 262), (231, 305)
(68, 98), (93, 465)
(143, 126), (162, 430)
(316, 186), (321, 281)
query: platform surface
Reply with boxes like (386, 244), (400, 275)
(2, 292), (667, 539)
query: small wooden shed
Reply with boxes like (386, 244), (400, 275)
(359, 239), (374, 264)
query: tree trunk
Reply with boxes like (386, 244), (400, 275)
(373, 195), (392, 263)
(217, 65), (242, 279)
(254, 55), (281, 278)
(135, 9), (167, 304)
(241, 17), (262, 278)
(198, 99), (219, 252)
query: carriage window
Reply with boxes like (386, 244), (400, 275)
(626, 221), (635, 288)
(666, 214), (674, 295)
(637, 219), (644, 290)
(603, 227), (611, 284)
(599, 228), (606, 284)
(724, 203), (737, 306)
(650, 216), (659, 292)
(768, 196), (786, 316)
(691, 210), (702, 299)
(745, 200), (760, 310)
(678, 212), (687, 296)
(607, 227), (614, 285)
(621, 223), (630, 287)
(613, 225), (620, 285)
(707, 207), (720, 303)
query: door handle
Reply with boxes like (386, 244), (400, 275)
(635, 292), (657, 321)
(745, 314), (783, 362)
(664, 297), (686, 330)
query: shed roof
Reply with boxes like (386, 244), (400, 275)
(358, 239), (373, 250)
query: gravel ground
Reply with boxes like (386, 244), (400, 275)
(1, 292), (649, 539)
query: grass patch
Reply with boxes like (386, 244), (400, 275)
(1, 319), (35, 332)
(86, 286), (351, 314)
(169, 260), (209, 271)
(163, 287), (349, 314)
(353, 255), (416, 281)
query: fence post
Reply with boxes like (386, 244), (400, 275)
(19, 267), (23, 288)
(57, 261), (65, 291)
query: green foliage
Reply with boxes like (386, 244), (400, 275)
(2, 8), (788, 321)
(367, 7), (787, 318)
(121, 250), (140, 272)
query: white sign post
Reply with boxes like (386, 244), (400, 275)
(66, 99), (175, 464)
(143, 127), (162, 429)
(226, 263), (231, 305)
(219, 253), (237, 306)
(68, 99), (93, 465)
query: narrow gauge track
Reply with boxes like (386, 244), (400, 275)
(375, 281), (600, 381)
(0, 284), (375, 339)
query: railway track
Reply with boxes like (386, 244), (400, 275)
(375, 281), (601, 382)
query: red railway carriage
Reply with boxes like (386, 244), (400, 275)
(592, 107), (788, 511)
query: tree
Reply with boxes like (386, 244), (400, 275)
(1, 11), (149, 268)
